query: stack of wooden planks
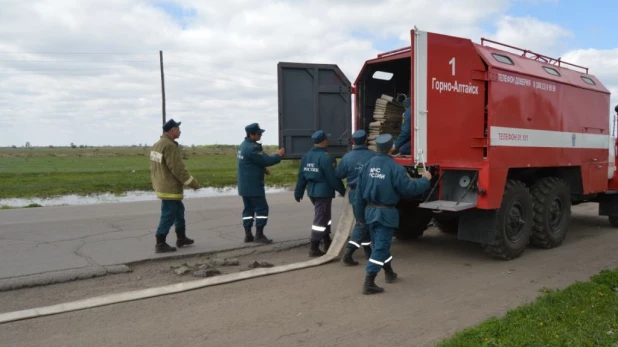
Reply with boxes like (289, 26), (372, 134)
(367, 94), (405, 151)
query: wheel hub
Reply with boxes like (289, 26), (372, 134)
(506, 201), (526, 242)
(548, 197), (564, 232)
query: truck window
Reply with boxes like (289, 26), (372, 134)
(543, 66), (561, 76)
(491, 53), (514, 65)
(581, 76), (596, 85)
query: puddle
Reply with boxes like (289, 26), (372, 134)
(0, 186), (290, 208)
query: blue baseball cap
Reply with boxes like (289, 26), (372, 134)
(376, 133), (394, 152)
(352, 130), (367, 145)
(312, 130), (330, 144)
(163, 119), (181, 132)
(245, 123), (265, 134)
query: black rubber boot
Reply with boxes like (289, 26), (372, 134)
(363, 246), (372, 260)
(175, 228), (194, 248)
(341, 247), (359, 266)
(309, 241), (325, 257)
(323, 233), (332, 252)
(383, 262), (398, 283)
(254, 226), (272, 244)
(362, 273), (384, 295)
(244, 227), (254, 243)
(155, 234), (176, 253)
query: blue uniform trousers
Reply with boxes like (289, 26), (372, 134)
(310, 197), (332, 242)
(399, 141), (411, 155)
(156, 200), (186, 236)
(242, 196), (269, 228)
(365, 222), (394, 275)
(346, 188), (372, 250)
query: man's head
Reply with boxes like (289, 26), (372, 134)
(402, 97), (410, 109)
(352, 130), (368, 146)
(245, 123), (266, 141)
(163, 119), (182, 139)
(311, 130), (330, 147)
(376, 133), (394, 154)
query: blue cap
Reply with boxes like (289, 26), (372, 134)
(311, 130), (330, 144)
(245, 123), (265, 134)
(163, 119), (181, 132)
(376, 134), (394, 152)
(352, 130), (367, 145)
(402, 97), (410, 108)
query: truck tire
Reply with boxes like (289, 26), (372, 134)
(608, 216), (618, 228)
(394, 204), (433, 240)
(433, 214), (458, 235)
(482, 180), (534, 260)
(530, 177), (571, 248)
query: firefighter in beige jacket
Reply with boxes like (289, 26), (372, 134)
(150, 119), (200, 253)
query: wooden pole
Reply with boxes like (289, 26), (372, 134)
(160, 50), (166, 130)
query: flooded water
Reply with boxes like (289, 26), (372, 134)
(0, 186), (290, 208)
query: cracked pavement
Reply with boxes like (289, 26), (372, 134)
(0, 191), (342, 288)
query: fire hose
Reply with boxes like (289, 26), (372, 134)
(0, 188), (355, 324)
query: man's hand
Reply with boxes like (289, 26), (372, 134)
(421, 170), (432, 181)
(189, 179), (200, 190)
(264, 168), (271, 175)
(277, 148), (286, 157)
(294, 196), (302, 202)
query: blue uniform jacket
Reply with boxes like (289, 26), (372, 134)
(354, 153), (430, 228)
(294, 147), (346, 199)
(335, 145), (377, 203)
(237, 138), (281, 197)
(394, 108), (411, 149)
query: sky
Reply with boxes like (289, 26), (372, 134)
(0, 0), (616, 147)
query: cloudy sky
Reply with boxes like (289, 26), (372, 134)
(0, 0), (616, 147)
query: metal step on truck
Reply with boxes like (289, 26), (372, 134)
(276, 26), (618, 260)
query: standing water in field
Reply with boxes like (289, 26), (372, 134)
(0, 186), (289, 208)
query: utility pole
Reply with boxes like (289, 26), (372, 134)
(160, 50), (166, 130)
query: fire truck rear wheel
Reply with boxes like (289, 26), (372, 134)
(394, 205), (433, 240)
(608, 216), (618, 228)
(530, 177), (571, 248)
(482, 180), (534, 260)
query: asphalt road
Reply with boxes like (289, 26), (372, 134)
(0, 191), (341, 289)
(0, 203), (616, 346)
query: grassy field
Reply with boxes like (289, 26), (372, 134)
(437, 267), (618, 346)
(0, 145), (300, 199)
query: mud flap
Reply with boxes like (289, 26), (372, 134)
(456, 209), (497, 245)
(598, 193), (618, 217)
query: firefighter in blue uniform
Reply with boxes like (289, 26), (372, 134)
(335, 129), (377, 265)
(294, 130), (346, 257)
(354, 133), (432, 294)
(237, 123), (286, 243)
(393, 97), (411, 155)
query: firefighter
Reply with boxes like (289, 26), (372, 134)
(237, 123), (285, 243)
(150, 119), (201, 253)
(393, 97), (411, 155)
(294, 130), (346, 257)
(335, 129), (377, 265)
(354, 133), (432, 294)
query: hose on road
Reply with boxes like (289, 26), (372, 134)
(0, 188), (355, 324)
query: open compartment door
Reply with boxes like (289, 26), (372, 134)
(277, 62), (352, 159)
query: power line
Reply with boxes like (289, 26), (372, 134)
(0, 52), (155, 55)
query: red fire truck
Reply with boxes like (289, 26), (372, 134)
(277, 27), (617, 260)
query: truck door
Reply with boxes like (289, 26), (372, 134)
(277, 62), (352, 159)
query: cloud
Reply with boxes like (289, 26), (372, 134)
(0, 0), (614, 147)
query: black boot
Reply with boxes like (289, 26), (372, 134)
(309, 241), (325, 257)
(383, 262), (398, 283)
(155, 234), (176, 253)
(244, 227), (254, 243)
(362, 273), (384, 295)
(254, 226), (272, 244)
(175, 227), (194, 248)
(341, 247), (359, 266)
(363, 245), (372, 260)
(323, 233), (332, 252)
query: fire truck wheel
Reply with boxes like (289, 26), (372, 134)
(608, 216), (618, 228)
(394, 205), (433, 240)
(482, 180), (534, 260)
(433, 214), (458, 235)
(530, 177), (571, 248)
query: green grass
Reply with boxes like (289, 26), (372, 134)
(437, 268), (618, 347)
(0, 145), (301, 199)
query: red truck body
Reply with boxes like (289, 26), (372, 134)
(277, 28), (617, 260)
